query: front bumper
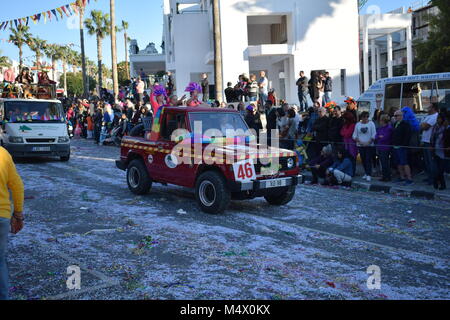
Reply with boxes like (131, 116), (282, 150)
(6, 144), (70, 158)
(228, 175), (302, 192)
(116, 159), (127, 171)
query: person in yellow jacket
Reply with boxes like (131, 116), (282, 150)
(0, 147), (24, 300)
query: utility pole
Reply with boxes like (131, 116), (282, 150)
(78, 1), (88, 98)
(110, 0), (119, 100)
(212, 0), (223, 102)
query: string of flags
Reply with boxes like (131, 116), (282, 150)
(0, 0), (97, 31)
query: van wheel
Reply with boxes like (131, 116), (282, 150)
(60, 152), (70, 162)
(127, 159), (152, 195)
(195, 171), (230, 214)
(264, 186), (296, 206)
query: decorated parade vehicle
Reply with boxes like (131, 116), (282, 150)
(116, 106), (302, 214)
(0, 83), (70, 161)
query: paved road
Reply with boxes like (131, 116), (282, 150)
(7, 139), (450, 300)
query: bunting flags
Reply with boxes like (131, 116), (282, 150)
(0, 0), (97, 31)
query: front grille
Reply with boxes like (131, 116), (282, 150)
(254, 157), (295, 175)
(26, 139), (55, 143)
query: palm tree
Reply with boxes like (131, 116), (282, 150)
(121, 20), (130, 79)
(110, 0), (119, 99)
(27, 36), (48, 70)
(0, 50), (11, 68)
(84, 10), (110, 90)
(67, 49), (82, 73)
(59, 46), (74, 96)
(9, 25), (31, 70)
(44, 44), (63, 82)
(76, 0), (89, 98)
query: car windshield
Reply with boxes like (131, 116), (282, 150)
(188, 112), (250, 137)
(4, 101), (65, 123)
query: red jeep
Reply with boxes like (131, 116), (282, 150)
(116, 106), (301, 214)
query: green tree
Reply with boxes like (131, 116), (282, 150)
(62, 72), (96, 96)
(117, 61), (130, 86)
(9, 25), (31, 69)
(84, 10), (110, 90)
(0, 50), (11, 68)
(44, 44), (64, 81)
(121, 20), (130, 79)
(415, 0), (450, 74)
(27, 36), (48, 70)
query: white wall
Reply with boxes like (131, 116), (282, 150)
(167, 12), (214, 95)
(163, 0), (361, 103)
(247, 24), (272, 45)
(220, 0), (361, 103)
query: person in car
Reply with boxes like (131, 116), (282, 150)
(185, 82), (203, 107)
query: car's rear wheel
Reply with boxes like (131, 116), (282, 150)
(127, 159), (152, 195)
(195, 171), (230, 214)
(264, 185), (295, 206)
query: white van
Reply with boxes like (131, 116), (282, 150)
(0, 98), (70, 161)
(357, 72), (450, 119)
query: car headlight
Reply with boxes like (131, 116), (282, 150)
(58, 136), (70, 143)
(9, 136), (24, 143)
(287, 157), (295, 169)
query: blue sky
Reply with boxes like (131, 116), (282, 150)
(0, 0), (164, 68)
(0, 0), (415, 68)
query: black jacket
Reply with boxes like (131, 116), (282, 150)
(392, 121), (412, 147)
(312, 116), (330, 143)
(266, 108), (278, 130)
(225, 87), (239, 103)
(328, 116), (344, 143)
(444, 127), (450, 158)
(324, 77), (332, 92)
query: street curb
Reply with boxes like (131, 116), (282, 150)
(300, 173), (450, 202)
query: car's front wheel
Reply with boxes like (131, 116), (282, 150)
(264, 185), (296, 206)
(127, 159), (152, 195)
(195, 171), (231, 214)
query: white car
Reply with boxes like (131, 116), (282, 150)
(0, 98), (70, 161)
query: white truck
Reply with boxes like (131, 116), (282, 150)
(357, 72), (450, 119)
(0, 98), (70, 161)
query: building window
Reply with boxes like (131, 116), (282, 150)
(340, 69), (346, 96)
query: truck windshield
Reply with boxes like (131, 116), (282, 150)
(4, 101), (65, 123)
(189, 112), (250, 137)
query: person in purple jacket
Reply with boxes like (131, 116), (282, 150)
(306, 144), (334, 184)
(375, 114), (394, 181)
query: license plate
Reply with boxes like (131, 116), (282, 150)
(263, 179), (288, 189)
(32, 147), (51, 152)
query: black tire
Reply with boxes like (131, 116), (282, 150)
(126, 159), (152, 195)
(264, 186), (296, 206)
(195, 171), (231, 214)
(60, 151), (70, 162)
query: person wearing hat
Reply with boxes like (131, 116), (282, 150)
(244, 104), (262, 138)
(345, 97), (358, 121)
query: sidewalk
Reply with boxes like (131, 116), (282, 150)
(301, 163), (450, 201)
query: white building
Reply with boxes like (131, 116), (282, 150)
(129, 40), (166, 81)
(360, 2), (440, 91)
(163, 0), (361, 104)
